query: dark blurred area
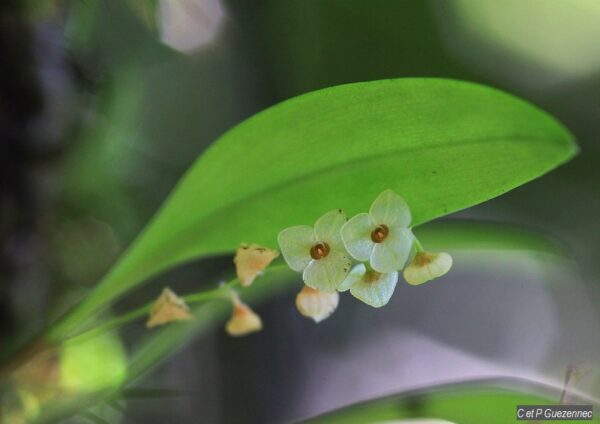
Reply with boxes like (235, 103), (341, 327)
(1, 1), (599, 423)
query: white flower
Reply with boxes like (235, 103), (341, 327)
(341, 190), (414, 273)
(403, 251), (453, 285)
(278, 209), (352, 292)
(295, 285), (339, 323)
(225, 293), (263, 337)
(338, 263), (399, 308)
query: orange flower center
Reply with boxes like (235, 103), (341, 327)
(310, 242), (330, 260)
(370, 224), (389, 243)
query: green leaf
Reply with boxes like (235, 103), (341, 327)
(52, 78), (576, 337)
(300, 378), (599, 424)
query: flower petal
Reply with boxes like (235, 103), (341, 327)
(350, 270), (399, 308)
(341, 213), (375, 261)
(277, 225), (314, 272)
(302, 251), (351, 292)
(338, 263), (367, 292)
(369, 189), (411, 228)
(404, 251), (453, 285)
(313, 209), (347, 251)
(428, 252), (453, 277)
(370, 227), (414, 273)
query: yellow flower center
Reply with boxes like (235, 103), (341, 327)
(310, 242), (330, 260)
(370, 224), (389, 243)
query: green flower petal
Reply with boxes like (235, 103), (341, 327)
(313, 209), (347, 251)
(350, 270), (399, 308)
(370, 227), (414, 273)
(277, 225), (315, 272)
(302, 251), (351, 292)
(340, 213), (375, 261)
(369, 189), (411, 228)
(338, 263), (367, 292)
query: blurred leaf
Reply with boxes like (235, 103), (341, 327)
(127, 0), (159, 31)
(117, 388), (193, 400)
(64, 0), (169, 72)
(252, 0), (468, 96)
(53, 78), (576, 337)
(301, 378), (599, 424)
(433, 0), (600, 88)
(415, 219), (567, 256)
(78, 411), (110, 424)
(60, 333), (127, 393)
(33, 392), (112, 424)
(53, 218), (120, 285)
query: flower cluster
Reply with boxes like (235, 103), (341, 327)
(145, 189), (452, 335)
(279, 189), (453, 320)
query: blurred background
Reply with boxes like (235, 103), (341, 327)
(1, 0), (599, 422)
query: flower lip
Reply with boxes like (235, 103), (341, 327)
(403, 251), (453, 286)
(415, 251), (434, 266)
(370, 224), (389, 243)
(363, 269), (382, 283)
(339, 263), (399, 308)
(310, 242), (330, 260)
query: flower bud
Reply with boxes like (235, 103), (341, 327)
(403, 251), (452, 285)
(234, 243), (279, 287)
(146, 287), (194, 328)
(295, 285), (339, 323)
(226, 294), (263, 336)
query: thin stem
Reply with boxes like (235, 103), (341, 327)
(62, 264), (289, 344)
(183, 289), (229, 304)
(63, 305), (150, 344)
(413, 237), (425, 252)
(63, 285), (234, 344)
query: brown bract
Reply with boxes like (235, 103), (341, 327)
(146, 287), (194, 328)
(234, 243), (279, 287)
(226, 302), (263, 336)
